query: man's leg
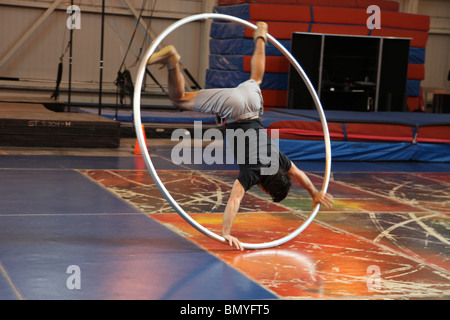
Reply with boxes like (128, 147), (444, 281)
(148, 45), (197, 110)
(250, 22), (268, 86)
(167, 63), (198, 110)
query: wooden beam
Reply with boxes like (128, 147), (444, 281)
(0, 0), (63, 71)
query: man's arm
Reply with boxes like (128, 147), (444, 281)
(288, 162), (334, 209)
(222, 179), (246, 251)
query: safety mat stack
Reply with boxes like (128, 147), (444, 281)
(209, 0), (430, 111)
(0, 102), (120, 148)
(260, 109), (450, 162)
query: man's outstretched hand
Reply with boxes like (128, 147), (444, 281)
(312, 191), (334, 209)
(223, 234), (244, 251)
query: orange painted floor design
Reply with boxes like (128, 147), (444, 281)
(83, 169), (450, 299)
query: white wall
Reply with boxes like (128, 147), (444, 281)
(398, 0), (450, 90)
(418, 0), (450, 90)
(0, 0), (216, 105)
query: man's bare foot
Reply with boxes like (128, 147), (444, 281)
(147, 45), (180, 70)
(253, 21), (268, 44)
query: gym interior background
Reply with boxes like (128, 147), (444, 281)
(0, 0), (449, 301)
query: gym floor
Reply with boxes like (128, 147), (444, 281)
(0, 138), (449, 300)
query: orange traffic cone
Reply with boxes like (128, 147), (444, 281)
(134, 124), (147, 155)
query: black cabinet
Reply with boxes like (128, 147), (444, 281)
(288, 33), (410, 112)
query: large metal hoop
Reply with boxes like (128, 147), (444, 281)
(133, 13), (332, 250)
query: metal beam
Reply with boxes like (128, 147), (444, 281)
(122, 0), (157, 41)
(0, 0), (63, 71)
(0, 0), (187, 20)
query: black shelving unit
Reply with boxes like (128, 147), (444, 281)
(288, 33), (410, 112)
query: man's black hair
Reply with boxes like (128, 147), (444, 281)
(259, 168), (291, 202)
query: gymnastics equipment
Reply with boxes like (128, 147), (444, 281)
(133, 13), (331, 249)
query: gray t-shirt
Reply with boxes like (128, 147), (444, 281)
(193, 79), (263, 123)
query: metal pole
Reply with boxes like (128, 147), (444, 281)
(98, 0), (105, 115)
(68, 0), (73, 112)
